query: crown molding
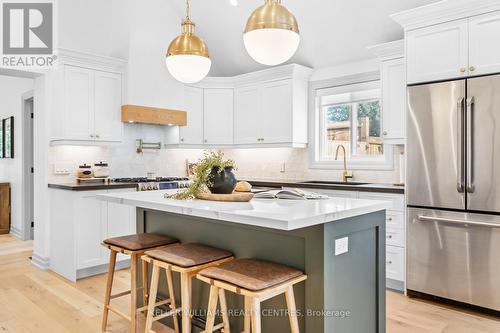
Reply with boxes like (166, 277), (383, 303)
(56, 48), (127, 72)
(189, 63), (313, 89)
(367, 40), (404, 61)
(391, 0), (500, 31)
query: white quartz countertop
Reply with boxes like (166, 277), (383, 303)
(97, 190), (391, 231)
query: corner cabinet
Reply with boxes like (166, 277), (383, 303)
(234, 79), (304, 145)
(176, 64), (312, 149)
(406, 11), (500, 84)
(49, 49), (126, 144)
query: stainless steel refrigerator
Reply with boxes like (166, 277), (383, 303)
(407, 74), (500, 311)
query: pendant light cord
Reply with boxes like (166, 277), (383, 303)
(185, 0), (190, 21)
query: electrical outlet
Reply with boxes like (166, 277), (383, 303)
(335, 237), (349, 256)
(53, 163), (72, 175)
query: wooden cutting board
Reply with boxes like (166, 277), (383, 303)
(196, 192), (254, 202)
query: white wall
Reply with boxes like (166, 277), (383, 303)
(58, 0), (131, 59)
(125, 0), (184, 109)
(0, 76), (34, 238)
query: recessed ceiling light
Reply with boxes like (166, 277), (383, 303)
(230, 0), (238, 6)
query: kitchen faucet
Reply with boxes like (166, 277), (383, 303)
(335, 145), (353, 183)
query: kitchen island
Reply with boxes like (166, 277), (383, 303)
(97, 190), (390, 333)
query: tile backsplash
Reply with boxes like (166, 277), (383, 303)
(49, 125), (403, 185)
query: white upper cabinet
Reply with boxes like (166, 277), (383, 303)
(234, 85), (261, 144)
(369, 40), (406, 143)
(407, 19), (468, 84)
(180, 64), (312, 148)
(94, 71), (123, 142)
(203, 88), (234, 145)
(260, 80), (293, 144)
(49, 49), (126, 144)
(63, 66), (94, 141)
(469, 11), (500, 76)
(382, 58), (406, 142)
(181, 86), (204, 145)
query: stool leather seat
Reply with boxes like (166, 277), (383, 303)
(145, 243), (232, 268)
(199, 258), (303, 291)
(103, 233), (178, 251)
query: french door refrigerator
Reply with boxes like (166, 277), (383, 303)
(407, 74), (500, 311)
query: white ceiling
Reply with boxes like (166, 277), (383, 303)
(168, 0), (440, 76)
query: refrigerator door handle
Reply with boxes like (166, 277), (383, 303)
(456, 97), (465, 193)
(417, 215), (500, 228)
(466, 97), (475, 193)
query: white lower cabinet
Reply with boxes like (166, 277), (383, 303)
(50, 188), (137, 281)
(386, 245), (405, 282)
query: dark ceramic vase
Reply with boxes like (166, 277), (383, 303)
(207, 166), (237, 194)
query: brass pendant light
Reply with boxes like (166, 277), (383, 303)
(244, 0), (300, 66)
(166, 0), (211, 83)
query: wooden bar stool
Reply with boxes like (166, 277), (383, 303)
(101, 233), (179, 333)
(197, 259), (307, 333)
(142, 243), (234, 333)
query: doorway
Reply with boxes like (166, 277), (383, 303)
(22, 92), (34, 240)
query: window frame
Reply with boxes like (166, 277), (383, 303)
(309, 76), (394, 170)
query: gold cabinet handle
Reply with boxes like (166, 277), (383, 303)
(469, 66), (476, 72)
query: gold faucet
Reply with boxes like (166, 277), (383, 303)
(335, 145), (353, 183)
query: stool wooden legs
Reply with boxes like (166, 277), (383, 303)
(285, 286), (299, 333)
(130, 253), (138, 332)
(204, 285), (231, 333)
(101, 250), (149, 333)
(142, 259), (149, 306)
(180, 273), (192, 333)
(145, 264), (160, 333)
(166, 268), (180, 333)
(144, 265), (180, 333)
(102, 250), (117, 332)
(250, 298), (262, 333)
(243, 297), (251, 333)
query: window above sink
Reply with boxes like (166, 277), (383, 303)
(310, 78), (394, 170)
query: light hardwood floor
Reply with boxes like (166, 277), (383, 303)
(0, 234), (499, 333)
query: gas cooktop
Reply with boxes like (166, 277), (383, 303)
(112, 177), (189, 183)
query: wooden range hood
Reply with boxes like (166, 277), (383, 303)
(121, 105), (187, 126)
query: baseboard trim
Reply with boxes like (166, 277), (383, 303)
(31, 253), (50, 270)
(9, 226), (23, 240)
(386, 278), (405, 292)
(76, 259), (131, 280)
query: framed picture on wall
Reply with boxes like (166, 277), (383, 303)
(0, 120), (3, 158)
(3, 117), (13, 159)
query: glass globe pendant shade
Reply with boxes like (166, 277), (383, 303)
(166, 16), (211, 84)
(165, 54), (211, 84)
(243, 28), (300, 66)
(244, 0), (300, 66)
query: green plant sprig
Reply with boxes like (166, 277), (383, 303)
(165, 150), (235, 200)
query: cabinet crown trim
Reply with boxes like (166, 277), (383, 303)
(57, 48), (127, 72)
(368, 40), (404, 61)
(391, 0), (500, 31)
(190, 63), (312, 89)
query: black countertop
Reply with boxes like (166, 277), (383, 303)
(246, 180), (405, 194)
(48, 182), (138, 191)
(48, 180), (404, 194)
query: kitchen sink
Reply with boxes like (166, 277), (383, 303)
(298, 181), (371, 186)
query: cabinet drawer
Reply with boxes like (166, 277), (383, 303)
(386, 226), (405, 247)
(386, 212), (404, 229)
(358, 192), (404, 212)
(386, 245), (405, 281)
